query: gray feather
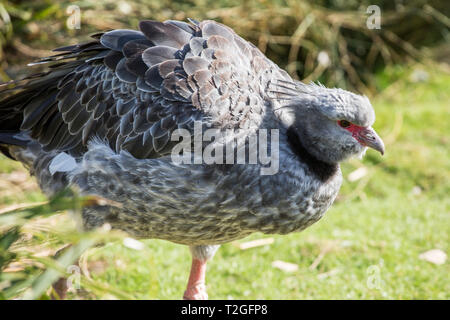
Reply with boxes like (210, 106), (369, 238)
(142, 46), (179, 67)
(183, 56), (209, 75)
(100, 29), (146, 51)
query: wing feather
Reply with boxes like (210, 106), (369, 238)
(0, 19), (291, 161)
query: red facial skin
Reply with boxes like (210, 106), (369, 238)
(338, 120), (385, 155)
(338, 121), (366, 145)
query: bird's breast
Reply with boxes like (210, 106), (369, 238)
(73, 142), (342, 245)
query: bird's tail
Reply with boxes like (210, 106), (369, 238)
(0, 52), (88, 159)
(0, 71), (61, 159)
(0, 36), (106, 160)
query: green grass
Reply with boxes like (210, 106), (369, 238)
(0, 64), (449, 299)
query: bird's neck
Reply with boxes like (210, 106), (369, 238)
(285, 126), (339, 183)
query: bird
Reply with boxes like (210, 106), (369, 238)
(0, 18), (384, 299)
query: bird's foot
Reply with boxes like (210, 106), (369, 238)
(183, 282), (208, 300)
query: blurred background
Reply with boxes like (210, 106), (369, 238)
(0, 0), (449, 299)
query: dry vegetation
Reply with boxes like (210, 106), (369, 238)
(1, 0), (449, 91)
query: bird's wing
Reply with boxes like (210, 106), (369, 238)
(0, 19), (290, 159)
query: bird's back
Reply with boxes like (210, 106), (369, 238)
(0, 19), (288, 162)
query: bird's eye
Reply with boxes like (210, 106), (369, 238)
(338, 120), (351, 128)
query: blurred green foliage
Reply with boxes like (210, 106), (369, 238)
(0, 190), (135, 299)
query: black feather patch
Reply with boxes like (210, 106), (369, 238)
(81, 115), (96, 144)
(120, 111), (134, 136)
(144, 65), (164, 89)
(62, 100), (83, 124)
(68, 109), (90, 135)
(115, 58), (138, 83)
(93, 101), (107, 120)
(38, 113), (63, 145)
(122, 39), (153, 58)
(0, 131), (29, 146)
(124, 56), (148, 78)
(286, 127), (338, 182)
(104, 51), (124, 70)
(21, 93), (57, 130)
(153, 132), (170, 153)
(136, 77), (154, 92)
(116, 98), (135, 116)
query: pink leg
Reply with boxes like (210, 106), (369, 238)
(183, 258), (208, 300)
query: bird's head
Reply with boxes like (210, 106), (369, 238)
(271, 80), (385, 164)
